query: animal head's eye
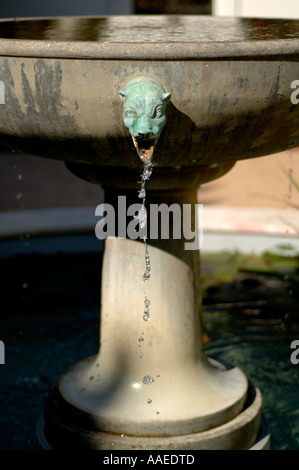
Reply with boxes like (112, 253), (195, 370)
(155, 108), (164, 118)
(125, 109), (137, 118)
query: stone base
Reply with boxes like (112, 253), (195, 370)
(37, 382), (270, 450)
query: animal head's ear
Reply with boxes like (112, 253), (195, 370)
(119, 90), (126, 101)
(163, 92), (171, 104)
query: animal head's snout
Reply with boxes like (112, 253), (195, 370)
(133, 116), (154, 140)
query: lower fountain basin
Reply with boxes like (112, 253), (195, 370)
(1, 233), (297, 450)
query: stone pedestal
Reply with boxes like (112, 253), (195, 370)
(39, 168), (269, 450)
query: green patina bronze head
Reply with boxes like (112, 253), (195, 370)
(119, 77), (171, 162)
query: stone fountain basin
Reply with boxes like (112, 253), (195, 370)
(2, 16), (298, 448)
(0, 15), (298, 181)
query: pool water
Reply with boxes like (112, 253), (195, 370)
(0, 244), (298, 450)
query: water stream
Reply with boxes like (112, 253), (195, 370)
(135, 161), (154, 322)
(134, 161), (155, 399)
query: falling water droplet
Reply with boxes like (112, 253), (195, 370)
(142, 164), (153, 182)
(143, 375), (154, 385)
(143, 296), (151, 321)
(138, 188), (146, 199)
(143, 244), (151, 281)
(16, 192), (23, 200)
(134, 204), (147, 230)
(22, 281), (28, 289)
(17, 174), (23, 181)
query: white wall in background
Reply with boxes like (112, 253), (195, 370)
(212, 0), (236, 16)
(213, 0), (299, 19)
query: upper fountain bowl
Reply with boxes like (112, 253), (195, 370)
(0, 15), (299, 173)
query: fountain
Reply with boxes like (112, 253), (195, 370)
(1, 15), (299, 450)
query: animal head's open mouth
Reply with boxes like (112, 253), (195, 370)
(133, 138), (157, 163)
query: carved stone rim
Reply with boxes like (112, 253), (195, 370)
(0, 38), (298, 60)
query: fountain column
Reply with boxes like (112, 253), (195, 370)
(41, 175), (266, 449)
